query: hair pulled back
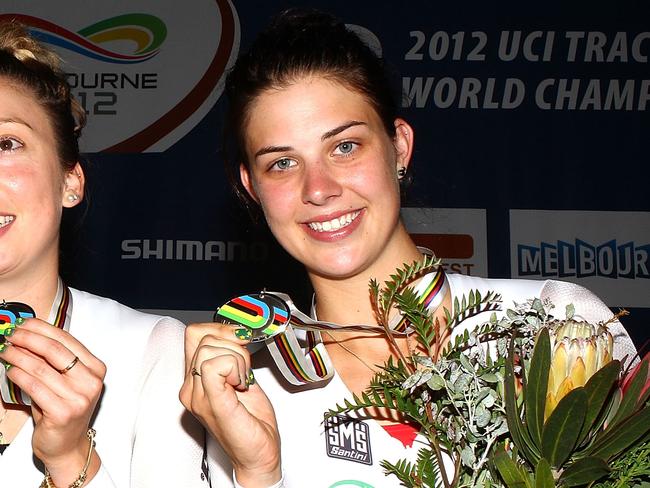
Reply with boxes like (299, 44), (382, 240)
(224, 8), (399, 212)
(0, 20), (85, 171)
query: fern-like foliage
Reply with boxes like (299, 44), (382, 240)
(328, 256), (548, 488)
(381, 448), (443, 488)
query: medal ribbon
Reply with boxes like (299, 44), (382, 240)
(0, 279), (73, 405)
(264, 267), (450, 386)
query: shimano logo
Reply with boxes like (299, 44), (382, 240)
(121, 239), (268, 262)
(517, 239), (649, 279)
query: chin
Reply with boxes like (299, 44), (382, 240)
(307, 254), (369, 280)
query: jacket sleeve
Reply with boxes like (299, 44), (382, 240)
(130, 318), (209, 488)
(84, 464), (117, 487)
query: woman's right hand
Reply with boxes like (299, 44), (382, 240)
(179, 323), (282, 488)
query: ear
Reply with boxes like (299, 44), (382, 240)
(393, 118), (414, 173)
(61, 162), (85, 208)
(239, 163), (260, 203)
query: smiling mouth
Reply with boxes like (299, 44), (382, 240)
(306, 211), (361, 232)
(0, 215), (15, 228)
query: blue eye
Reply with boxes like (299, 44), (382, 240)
(335, 141), (357, 155)
(272, 158), (297, 171)
(0, 137), (23, 152)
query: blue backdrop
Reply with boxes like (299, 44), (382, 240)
(43, 0), (649, 348)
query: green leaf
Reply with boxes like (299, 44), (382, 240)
(526, 328), (551, 449)
(493, 449), (532, 488)
(505, 338), (541, 463)
(565, 303), (575, 320)
(426, 374), (445, 391)
(589, 405), (650, 460)
(558, 456), (610, 486)
(541, 388), (587, 468)
(577, 360), (620, 445)
(534, 458), (554, 488)
(608, 360), (649, 430)
(459, 352), (474, 373)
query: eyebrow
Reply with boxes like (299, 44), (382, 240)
(254, 121), (367, 158)
(0, 117), (33, 130)
(255, 144), (293, 158)
(321, 121), (366, 141)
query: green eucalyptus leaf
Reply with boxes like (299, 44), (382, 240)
(426, 374), (445, 391)
(565, 303), (575, 320)
(558, 456), (610, 486)
(534, 458), (554, 488)
(526, 328), (551, 449)
(476, 404), (491, 428)
(455, 373), (472, 392)
(526, 315), (540, 328)
(461, 445), (477, 467)
(541, 388), (587, 468)
(532, 298), (544, 315)
(459, 353), (474, 373)
(481, 372), (500, 383)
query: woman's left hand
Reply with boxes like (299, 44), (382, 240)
(0, 318), (106, 486)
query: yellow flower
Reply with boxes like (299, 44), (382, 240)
(545, 319), (613, 420)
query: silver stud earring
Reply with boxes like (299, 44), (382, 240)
(67, 193), (79, 202)
(397, 167), (407, 179)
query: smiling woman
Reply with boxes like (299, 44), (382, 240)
(239, 77), (417, 280)
(180, 8), (638, 488)
(0, 20), (209, 487)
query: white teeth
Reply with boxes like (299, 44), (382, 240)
(307, 211), (360, 233)
(0, 215), (15, 228)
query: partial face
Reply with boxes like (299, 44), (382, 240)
(240, 77), (413, 279)
(0, 80), (83, 279)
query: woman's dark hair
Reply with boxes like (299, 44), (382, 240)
(0, 20), (85, 171)
(224, 8), (399, 214)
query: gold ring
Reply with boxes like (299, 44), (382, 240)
(191, 367), (201, 377)
(58, 356), (79, 375)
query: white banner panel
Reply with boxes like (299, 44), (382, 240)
(0, 0), (240, 152)
(401, 207), (488, 277)
(510, 210), (650, 307)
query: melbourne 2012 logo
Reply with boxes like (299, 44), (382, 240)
(0, 0), (239, 152)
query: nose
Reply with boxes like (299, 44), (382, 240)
(301, 161), (342, 206)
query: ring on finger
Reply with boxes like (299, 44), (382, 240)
(58, 356), (80, 375)
(191, 367), (201, 377)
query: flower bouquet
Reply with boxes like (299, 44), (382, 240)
(327, 256), (650, 487)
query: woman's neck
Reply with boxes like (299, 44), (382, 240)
(0, 266), (60, 320)
(309, 229), (423, 326)
(307, 230), (428, 394)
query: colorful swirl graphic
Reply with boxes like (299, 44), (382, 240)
(0, 13), (166, 64)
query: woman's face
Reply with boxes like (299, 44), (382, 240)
(0, 79), (82, 280)
(240, 76), (413, 280)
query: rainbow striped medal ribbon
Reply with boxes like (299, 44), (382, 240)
(214, 268), (450, 386)
(214, 292), (341, 385)
(0, 279), (72, 405)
